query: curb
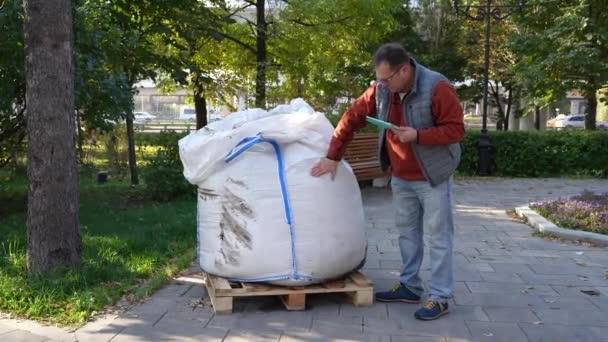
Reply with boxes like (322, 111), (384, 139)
(515, 206), (608, 246)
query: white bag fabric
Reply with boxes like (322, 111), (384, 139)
(179, 99), (367, 285)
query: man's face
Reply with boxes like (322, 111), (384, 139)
(375, 62), (411, 93)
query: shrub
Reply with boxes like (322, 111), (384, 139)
(97, 124), (129, 175)
(458, 130), (608, 177)
(141, 132), (195, 200)
(138, 126), (608, 196)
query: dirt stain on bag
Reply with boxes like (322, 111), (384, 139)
(198, 188), (218, 201)
(212, 181), (256, 268)
(216, 248), (239, 268)
(223, 187), (254, 218)
(220, 205), (252, 248)
(227, 177), (248, 188)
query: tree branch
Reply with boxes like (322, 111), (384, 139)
(223, 4), (254, 20)
(207, 28), (257, 54)
(289, 15), (352, 27)
(246, 20), (257, 36)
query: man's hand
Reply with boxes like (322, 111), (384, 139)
(310, 158), (339, 180)
(391, 126), (417, 143)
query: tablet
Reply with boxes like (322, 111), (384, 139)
(365, 116), (398, 129)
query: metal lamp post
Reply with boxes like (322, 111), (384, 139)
(453, 0), (525, 175)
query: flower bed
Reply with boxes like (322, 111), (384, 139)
(530, 191), (608, 235)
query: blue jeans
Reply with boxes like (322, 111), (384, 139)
(391, 176), (454, 302)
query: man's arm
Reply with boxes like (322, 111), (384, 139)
(310, 85), (376, 178)
(326, 85), (376, 160)
(417, 81), (465, 145)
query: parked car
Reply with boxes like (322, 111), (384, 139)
(598, 121), (608, 129)
(546, 114), (568, 128)
(133, 111), (156, 122)
(553, 115), (585, 129)
(179, 107), (196, 121)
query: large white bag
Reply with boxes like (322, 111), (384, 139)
(179, 99), (367, 285)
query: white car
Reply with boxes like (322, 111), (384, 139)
(598, 121), (608, 129)
(553, 115), (585, 129)
(546, 114), (568, 128)
(133, 111), (156, 122)
(179, 108), (196, 121)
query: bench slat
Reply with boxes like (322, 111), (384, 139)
(344, 133), (386, 181)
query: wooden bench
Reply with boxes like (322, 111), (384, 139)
(343, 132), (386, 181)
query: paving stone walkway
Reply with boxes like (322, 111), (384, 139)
(2, 178), (608, 341)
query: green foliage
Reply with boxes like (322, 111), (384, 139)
(148, 0), (228, 123)
(410, 0), (468, 82)
(0, 171), (27, 218)
(458, 130), (608, 177)
(510, 0), (608, 125)
(0, 0), (136, 167)
(0, 0), (26, 167)
(264, 0), (404, 112)
(0, 179), (196, 326)
(141, 132), (195, 201)
(0, 0), (24, 115)
(74, 1), (135, 131)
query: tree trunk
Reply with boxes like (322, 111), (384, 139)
(126, 113), (138, 184)
(255, 0), (266, 109)
(490, 81), (505, 130)
(584, 85), (597, 130)
(192, 73), (208, 130)
(534, 106), (541, 130)
(124, 72), (139, 185)
(194, 93), (208, 130)
(76, 110), (84, 164)
(24, 0), (81, 273)
(504, 87), (513, 131)
(495, 119), (503, 130)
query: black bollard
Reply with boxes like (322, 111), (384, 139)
(97, 171), (108, 184)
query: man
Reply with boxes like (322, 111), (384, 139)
(310, 42), (464, 321)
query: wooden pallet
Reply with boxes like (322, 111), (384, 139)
(203, 271), (374, 314)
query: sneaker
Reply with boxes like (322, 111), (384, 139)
(414, 300), (449, 320)
(375, 283), (421, 303)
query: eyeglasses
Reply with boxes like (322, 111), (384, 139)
(377, 64), (405, 84)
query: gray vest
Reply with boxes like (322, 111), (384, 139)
(375, 60), (461, 187)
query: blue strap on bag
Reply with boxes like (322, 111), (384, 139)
(219, 133), (313, 282)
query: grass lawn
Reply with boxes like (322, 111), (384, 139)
(0, 173), (197, 326)
(530, 191), (608, 235)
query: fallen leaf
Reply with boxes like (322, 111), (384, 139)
(581, 290), (601, 296)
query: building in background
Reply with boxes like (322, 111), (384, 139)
(133, 80), (228, 121)
(133, 80), (190, 120)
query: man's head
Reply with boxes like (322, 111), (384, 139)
(373, 43), (414, 93)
